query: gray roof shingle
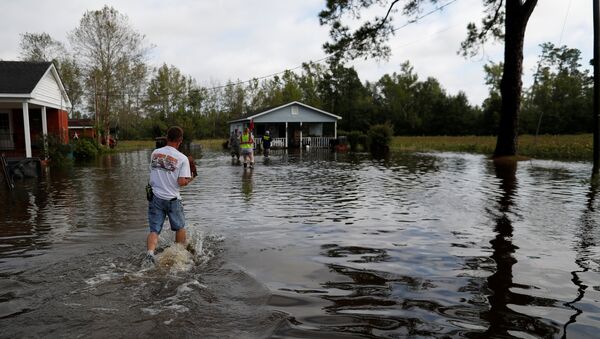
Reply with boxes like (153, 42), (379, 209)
(0, 61), (52, 94)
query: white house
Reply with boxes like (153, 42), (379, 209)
(228, 101), (341, 148)
(0, 61), (72, 159)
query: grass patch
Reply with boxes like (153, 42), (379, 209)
(197, 139), (227, 151)
(391, 134), (593, 161)
(117, 135), (594, 161)
(114, 140), (155, 152)
(113, 139), (227, 152)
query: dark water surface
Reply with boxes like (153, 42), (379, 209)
(1, 147), (600, 338)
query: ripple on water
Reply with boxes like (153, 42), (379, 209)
(2, 149), (600, 337)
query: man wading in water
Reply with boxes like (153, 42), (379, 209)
(145, 126), (197, 264)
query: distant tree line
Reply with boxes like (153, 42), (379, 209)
(16, 6), (592, 142)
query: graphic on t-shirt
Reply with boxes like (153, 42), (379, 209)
(151, 153), (178, 172)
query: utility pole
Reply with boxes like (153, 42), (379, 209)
(593, 0), (600, 175)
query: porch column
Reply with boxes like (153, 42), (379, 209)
(334, 121), (337, 139)
(299, 122), (303, 149)
(41, 106), (48, 136)
(41, 106), (48, 159)
(22, 102), (32, 158)
(285, 122), (288, 148)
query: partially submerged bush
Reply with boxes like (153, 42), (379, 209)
(44, 134), (72, 165)
(368, 122), (394, 153)
(73, 138), (100, 159)
(346, 131), (370, 151)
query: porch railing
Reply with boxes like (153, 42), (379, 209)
(254, 137), (334, 149)
(302, 137), (333, 148)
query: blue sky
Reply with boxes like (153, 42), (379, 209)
(0, 0), (592, 106)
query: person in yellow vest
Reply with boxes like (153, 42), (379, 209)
(240, 127), (255, 168)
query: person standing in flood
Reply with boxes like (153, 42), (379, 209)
(145, 126), (195, 263)
(262, 130), (272, 158)
(240, 127), (255, 168)
(229, 128), (241, 162)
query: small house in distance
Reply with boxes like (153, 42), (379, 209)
(228, 101), (341, 148)
(0, 61), (71, 159)
(68, 119), (96, 140)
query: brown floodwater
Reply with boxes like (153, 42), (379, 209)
(1, 147), (599, 338)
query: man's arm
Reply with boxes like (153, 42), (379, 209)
(178, 176), (192, 186)
(177, 155), (196, 186)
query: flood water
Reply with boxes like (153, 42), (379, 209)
(1, 147), (600, 338)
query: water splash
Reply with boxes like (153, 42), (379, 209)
(154, 227), (225, 272)
(156, 243), (194, 272)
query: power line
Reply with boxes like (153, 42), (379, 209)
(205, 0), (459, 91)
(558, 0), (573, 45)
(392, 0), (459, 33)
(84, 0), (460, 97)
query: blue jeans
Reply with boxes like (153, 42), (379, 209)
(148, 196), (185, 234)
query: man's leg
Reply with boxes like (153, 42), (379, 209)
(169, 200), (187, 246)
(175, 228), (186, 244)
(147, 232), (159, 252)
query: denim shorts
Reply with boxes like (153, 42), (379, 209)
(148, 196), (185, 234)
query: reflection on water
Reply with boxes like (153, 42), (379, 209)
(1, 148), (600, 338)
(483, 159), (558, 338)
(242, 168), (254, 201)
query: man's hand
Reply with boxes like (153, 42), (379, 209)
(188, 155), (198, 178)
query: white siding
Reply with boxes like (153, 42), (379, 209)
(31, 70), (70, 109)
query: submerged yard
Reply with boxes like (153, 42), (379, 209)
(0, 146), (599, 337)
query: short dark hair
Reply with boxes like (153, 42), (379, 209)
(167, 126), (184, 142)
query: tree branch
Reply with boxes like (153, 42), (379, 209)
(375, 0), (401, 31)
(522, 0), (538, 21)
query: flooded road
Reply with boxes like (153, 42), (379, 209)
(1, 147), (600, 338)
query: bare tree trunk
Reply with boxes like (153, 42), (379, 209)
(494, 0), (537, 157)
(94, 75), (101, 145)
(104, 74), (112, 147)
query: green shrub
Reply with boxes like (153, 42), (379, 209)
(44, 134), (73, 165)
(73, 138), (99, 159)
(368, 122), (394, 153)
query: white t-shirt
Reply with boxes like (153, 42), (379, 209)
(149, 145), (191, 200)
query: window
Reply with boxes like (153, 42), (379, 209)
(0, 111), (14, 150)
(291, 106), (299, 115)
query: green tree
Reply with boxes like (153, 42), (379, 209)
(481, 62), (503, 134)
(18, 32), (66, 62)
(114, 60), (149, 139)
(222, 80), (246, 120)
(319, 63), (370, 131)
(319, 0), (539, 156)
(298, 62), (326, 108)
(18, 33), (84, 117)
(145, 64), (189, 121)
(374, 62), (419, 134)
(69, 5), (151, 145)
(57, 57), (85, 119)
(522, 43), (592, 134)
(280, 70), (303, 103)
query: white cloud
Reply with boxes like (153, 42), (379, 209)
(0, 0), (592, 106)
